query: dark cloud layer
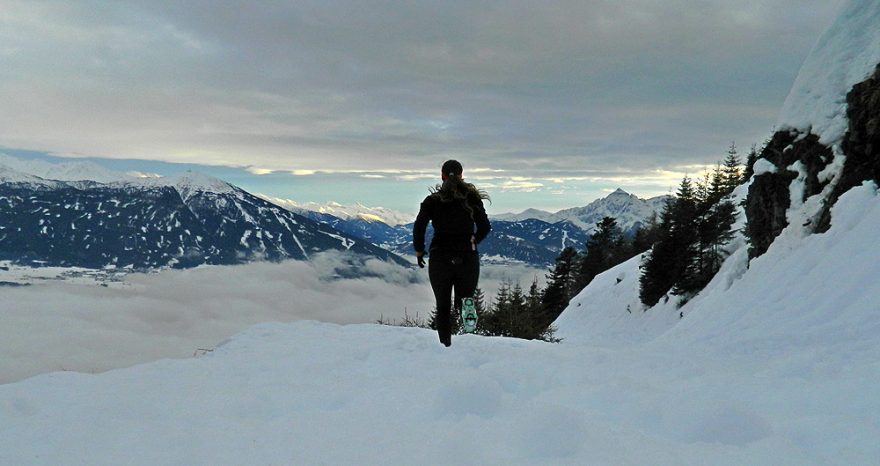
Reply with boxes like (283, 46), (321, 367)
(0, 0), (843, 180)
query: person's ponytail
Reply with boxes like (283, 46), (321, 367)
(429, 159), (491, 216)
(430, 173), (490, 218)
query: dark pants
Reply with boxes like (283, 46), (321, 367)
(428, 251), (479, 346)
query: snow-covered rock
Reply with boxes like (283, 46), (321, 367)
(746, 0), (880, 255)
(777, 0), (880, 147)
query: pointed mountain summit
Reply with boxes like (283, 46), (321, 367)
(145, 170), (236, 202)
(494, 188), (668, 234)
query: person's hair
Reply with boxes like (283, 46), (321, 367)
(429, 160), (491, 218)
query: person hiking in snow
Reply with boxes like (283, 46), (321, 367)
(413, 160), (491, 347)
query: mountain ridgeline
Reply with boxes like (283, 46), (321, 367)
(0, 157), (667, 270)
(293, 189), (669, 267)
(0, 169), (408, 269)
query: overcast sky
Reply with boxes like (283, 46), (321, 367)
(0, 1), (844, 212)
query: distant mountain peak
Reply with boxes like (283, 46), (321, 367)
(0, 154), (239, 200)
(150, 171), (235, 200)
(256, 195), (413, 226)
(493, 189), (668, 233)
(0, 153), (133, 184)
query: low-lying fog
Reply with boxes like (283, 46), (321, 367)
(0, 253), (544, 384)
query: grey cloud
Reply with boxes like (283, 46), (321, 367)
(0, 0), (845, 176)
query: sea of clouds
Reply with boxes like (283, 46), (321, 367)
(0, 252), (544, 384)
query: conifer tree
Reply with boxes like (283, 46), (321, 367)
(673, 161), (739, 297)
(639, 200), (677, 306)
(540, 247), (579, 324)
(632, 213), (660, 253)
(709, 165), (727, 204)
(479, 280), (510, 337)
(675, 197), (737, 297)
(639, 177), (699, 306)
(480, 279), (552, 340)
(722, 142), (742, 193)
(574, 216), (624, 293)
(743, 144), (759, 182)
(640, 146), (743, 307)
(526, 277), (543, 312)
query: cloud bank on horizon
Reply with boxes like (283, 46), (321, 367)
(0, 1), (844, 209)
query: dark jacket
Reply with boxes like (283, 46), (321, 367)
(413, 190), (491, 255)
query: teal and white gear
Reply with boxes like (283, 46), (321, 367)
(461, 297), (478, 333)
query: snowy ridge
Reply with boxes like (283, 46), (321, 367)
(142, 171), (236, 202)
(0, 163), (59, 187)
(748, 0), (880, 255)
(550, 4), (880, 453)
(495, 188), (668, 233)
(258, 195), (414, 226)
(0, 153), (133, 184)
(0, 153), (236, 198)
(777, 0), (880, 147)
(493, 207), (553, 221)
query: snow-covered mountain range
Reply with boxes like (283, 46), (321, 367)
(0, 158), (408, 269)
(0, 153), (144, 184)
(289, 188), (666, 266)
(256, 195), (415, 227)
(495, 188), (670, 234)
(0, 154), (668, 268)
(1, 155), (666, 269)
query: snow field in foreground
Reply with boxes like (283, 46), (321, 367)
(3, 320), (868, 466)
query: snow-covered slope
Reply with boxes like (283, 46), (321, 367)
(557, 180), (879, 344)
(2, 190), (876, 464)
(549, 2), (880, 460)
(0, 163), (61, 187)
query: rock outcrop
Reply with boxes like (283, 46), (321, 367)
(745, 64), (880, 258)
